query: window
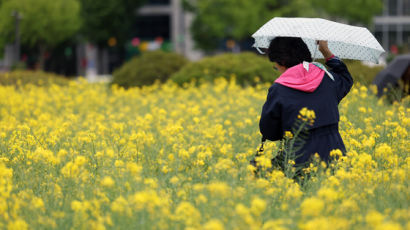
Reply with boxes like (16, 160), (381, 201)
(404, 24), (410, 46)
(133, 15), (171, 40)
(388, 0), (398, 15)
(403, 0), (410, 15)
(146, 0), (170, 5)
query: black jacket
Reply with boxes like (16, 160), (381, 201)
(259, 57), (353, 163)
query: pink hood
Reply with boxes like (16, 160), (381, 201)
(275, 63), (325, 93)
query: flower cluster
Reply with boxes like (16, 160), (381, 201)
(297, 107), (316, 125)
(0, 78), (408, 229)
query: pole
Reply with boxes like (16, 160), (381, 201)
(397, 0), (403, 46)
(12, 11), (22, 64)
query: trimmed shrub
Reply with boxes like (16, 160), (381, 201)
(0, 70), (69, 87)
(111, 51), (188, 88)
(344, 60), (384, 85)
(170, 52), (279, 86)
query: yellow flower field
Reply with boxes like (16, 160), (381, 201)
(0, 78), (409, 230)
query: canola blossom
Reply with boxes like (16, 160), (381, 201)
(0, 78), (409, 230)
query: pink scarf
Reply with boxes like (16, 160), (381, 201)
(275, 63), (326, 93)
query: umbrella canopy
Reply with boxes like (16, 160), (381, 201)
(252, 17), (385, 63)
(373, 54), (410, 96)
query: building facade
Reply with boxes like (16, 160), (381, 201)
(374, 0), (410, 51)
(77, 0), (203, 80)
(136, 0), (203, 61)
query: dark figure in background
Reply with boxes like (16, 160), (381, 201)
(403, 66), (410, 95)
(259, 37), (353, 166)
(373, 54), (410, 99)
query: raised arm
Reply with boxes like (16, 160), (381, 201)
(318, 40), (334, 60)
(318, 40), (354, 102)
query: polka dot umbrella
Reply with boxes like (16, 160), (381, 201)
(252, 17), (385, 63)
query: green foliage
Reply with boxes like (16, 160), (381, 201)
(170, 52), (279, 86)
(0, 71), (69, 87)
(184, 0), (382, 51)
(184, 0), (317, 51)
(79, 0), (146, 46)
(0, 0), (81, 50)
(311, 0), (383, 25)
(381, 81), (410, 104)
(112, 51), (188, 88)
(344, 61), (384, 85)
(170, 53), (382, 87)
(185, 0), (269, 50)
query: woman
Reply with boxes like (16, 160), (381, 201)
(259, 37), (353, 166)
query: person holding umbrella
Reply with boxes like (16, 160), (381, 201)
(251, 17), (384, 172)
(259, 37), (353, 166)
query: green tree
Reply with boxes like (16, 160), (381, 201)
(0, 0), (81, 68)
(79, 0), (147, 47)
(311, 0), (383, 25)
(183, 0), (320, 51)
(184, 0), (382, 51)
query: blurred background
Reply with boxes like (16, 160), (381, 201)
(0, 0), (409, 81)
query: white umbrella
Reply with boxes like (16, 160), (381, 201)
(252, 17), (385, 63)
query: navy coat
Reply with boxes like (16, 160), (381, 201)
(259, 57), (353, 164)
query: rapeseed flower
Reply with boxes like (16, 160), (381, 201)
(0, 78), (408, 229)
(300, 197), (324, 217)
(203, 219), (225, 230)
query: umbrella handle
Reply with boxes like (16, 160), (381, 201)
(312, 41), (319, 62)
(256, 47), (266, 55)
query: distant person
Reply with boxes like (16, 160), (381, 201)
(403, 66), (410, 95)
(373, 54), (410, 98)
(259, 37), (353, 167)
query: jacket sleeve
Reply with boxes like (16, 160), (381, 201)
(326, 56), (354, 103)
(259, 85), (283, 141)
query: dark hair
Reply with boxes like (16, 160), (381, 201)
(267, 37), (312, 68)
